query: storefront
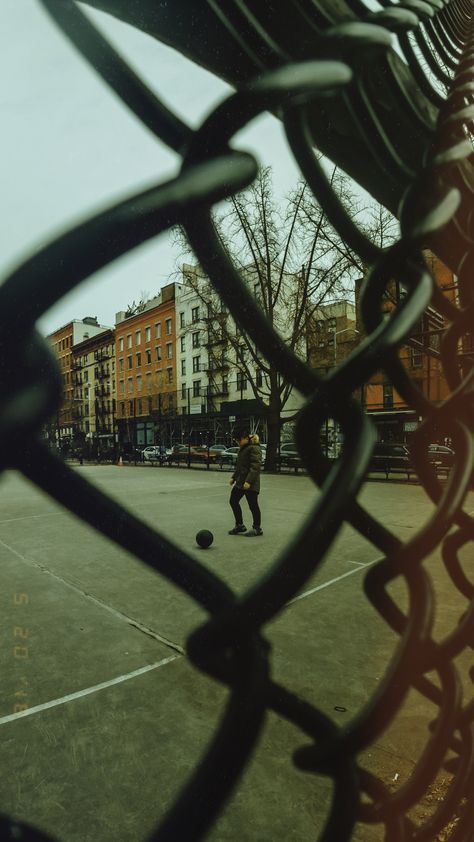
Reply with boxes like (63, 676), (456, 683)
(367, 409), (419, 443)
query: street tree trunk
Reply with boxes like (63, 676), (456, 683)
(264, 373), (281, 471)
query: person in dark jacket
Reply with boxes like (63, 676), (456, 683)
(228, 427), (263, 537)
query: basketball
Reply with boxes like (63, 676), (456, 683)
(196, 529), (214, 549)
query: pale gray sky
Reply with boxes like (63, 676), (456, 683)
(1, 2), (302, 336)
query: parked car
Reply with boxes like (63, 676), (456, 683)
(427, 443), (455, 469)
(190, 446), (221, 462)
(169, 445), (220, 464)
(368, 443), (412, 476)
(221, 446), (240, 464)
(122, 447), (145, 462)
(209, 444), (228, 454)
(142, 446), (171, 462)
(278, 443), (301, 466)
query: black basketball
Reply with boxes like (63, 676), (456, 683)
(196, 529), (214, 549)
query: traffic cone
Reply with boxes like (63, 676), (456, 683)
(118, 456), (123, 467)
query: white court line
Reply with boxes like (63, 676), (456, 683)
(286, 559), (378, 606)
(286, 507), (474, 607)
(3, 504), (472, 726)
(0, 513), (67, 525)
(0, 655), (180, 727)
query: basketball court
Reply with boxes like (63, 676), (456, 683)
(0, 466), (470, 840)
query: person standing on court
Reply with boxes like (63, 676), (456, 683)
(228, 427), (263, 537)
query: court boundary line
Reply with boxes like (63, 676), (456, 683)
(0, 537), (185, 655)
(0, 655), (180, 727)
(286, 558), (378, 606)
(3, 508), (473, 726)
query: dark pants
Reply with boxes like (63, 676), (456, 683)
(230, 486), (261, 528)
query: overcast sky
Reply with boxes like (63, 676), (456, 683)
(1, 2), (307, 336)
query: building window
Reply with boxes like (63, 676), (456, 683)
(237, 372), (247, 391)
(120, 380), (125, 395)
(145, 348), (151, 364)
(156, 346), (162, 361)
(127, 355), (132, 369)
(166, 342), (173, 359)
(146, 372), (152, 391)
(127, 334), (132, 349)
(181, 359), (186, 375)
(119, 337), (124, 352)
(167, 368), (173, 384)
(192, 332), (200, 349)
(166, 318), (172, 335)
(191, 306), (199, 323)
(127, 377), (133, 393)
(155, 322), (161, 339)
(180, 312), (185, 328)
(180, 336), (186, 353)
(84, 370), (88, 382)
(383, 383), (393, 409)
(222, 376), (228, 394)
(193, 380), (201, 397)
(145, 326), (151, 343)
(192, 355), (200, 373)
(137, 375), (142, 392)
(181, 383), (186, 400)
(129, 400), (134, 415)
(135, 330), (141, 346)
(256, 369), (263, 388)
(411, 347), (423, 367)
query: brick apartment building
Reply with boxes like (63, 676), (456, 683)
(114, 282), (182, 448)
(72, 329), (116, 445)
(47, 317), (112, 445)
(308, 251), (458, 450)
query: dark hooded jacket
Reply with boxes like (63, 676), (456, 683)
(232, 440), (262, 492)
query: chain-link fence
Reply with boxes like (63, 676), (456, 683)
(3, 0), (474, 838)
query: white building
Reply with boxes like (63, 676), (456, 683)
(175, 264), (306, 438)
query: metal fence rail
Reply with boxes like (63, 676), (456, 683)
(2, 0), (474, 838)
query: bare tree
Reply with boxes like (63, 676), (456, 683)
(124, 290), (152, 318)
(175, 165), (397, 469)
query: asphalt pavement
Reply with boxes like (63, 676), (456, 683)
(0, 465), (470, 841)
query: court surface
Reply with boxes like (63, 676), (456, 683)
(0, 465), (470, 841)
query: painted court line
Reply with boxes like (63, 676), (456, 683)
(286, 558), (378, 606)
(0, 537), (184, 655)
(287, 505), (474, 607)
(0, 655), (180, 727)
(0, 513), (67, 525)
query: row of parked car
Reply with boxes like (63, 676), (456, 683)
(367, 442), (455, 476)
(139, 443), (267, 465)
(124, 441), (455, 477)
(135, 442), (302, 466)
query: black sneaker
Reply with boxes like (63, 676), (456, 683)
(244, 527), (263, 537)
(228, 524), (247, 535)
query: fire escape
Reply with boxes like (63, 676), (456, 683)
(94, 349), (113, 433)
(203, 312), (229, 413)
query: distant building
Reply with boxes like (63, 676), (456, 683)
(114, 282), (185, 447)
(307, 300), (358, 372)
(47, 317), (112, 443)
(360, 250), (457, 443)
(72, 329), (116, 443)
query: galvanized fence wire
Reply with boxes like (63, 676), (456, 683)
(2, 0), (474, 838)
